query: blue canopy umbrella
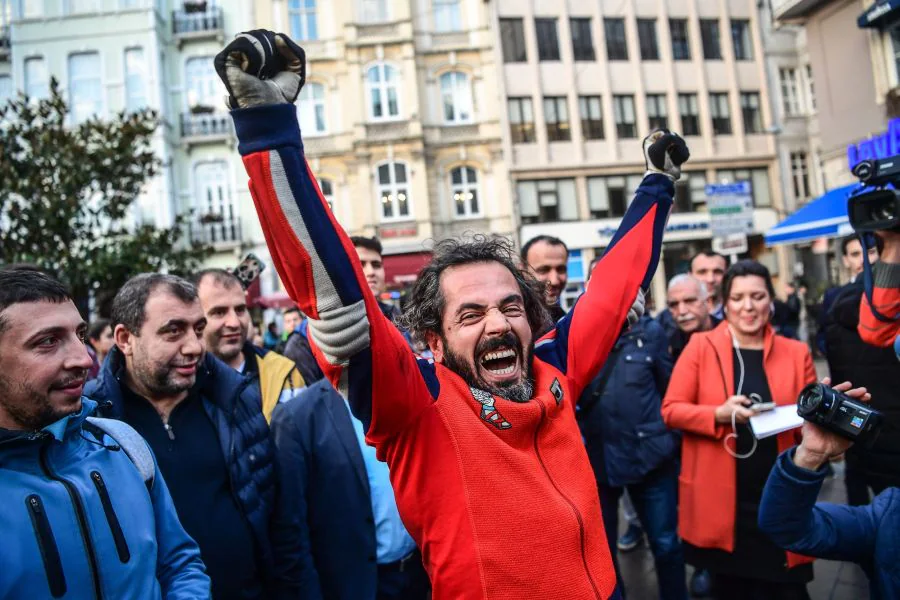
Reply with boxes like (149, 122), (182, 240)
(764, 184), (859, 246)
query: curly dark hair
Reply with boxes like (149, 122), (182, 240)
(398, 235), (549, 344)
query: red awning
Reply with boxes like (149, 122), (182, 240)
(253, 291), (297, 309)
(383, 252), (432, 288)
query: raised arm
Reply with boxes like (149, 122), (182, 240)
(536, 131), (688, 397)
(216, 31), (434, 445)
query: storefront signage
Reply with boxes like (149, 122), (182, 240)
(847, 117), (900, 170)
(379, 224), (418, 239)
(597, 220), (710, 238)
(706, 182), (754, 237)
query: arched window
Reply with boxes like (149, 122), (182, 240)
(298, 82), (327, 136)
(366, 63), (400, 121)
(377, 162), (410, 220)
(440, 71), (473, 124)
(451, 166), (479, 218)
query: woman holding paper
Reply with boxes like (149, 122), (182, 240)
(662, 260), (817, 600)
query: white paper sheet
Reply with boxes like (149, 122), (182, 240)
(749, 404), (804, 439)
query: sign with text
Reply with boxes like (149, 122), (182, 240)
(712, 234), (749, 256)
(706, 182), (754, 237)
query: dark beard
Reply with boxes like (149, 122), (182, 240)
(132, 357), (197, 397)
(442, 332), (535, 403)
(0, 372), (86, 431)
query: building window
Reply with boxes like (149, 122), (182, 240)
(185, 56), (219, 110)
(24, 56), (48, 100)
(378, 162), (410, 220)
(670, 19), (691, 60)
(68, 52), (102, 124)
(440, 71), (473, 124)
(717, 167), (772, 207)
(637, 19), (659, 60)
(674, 171), (708, 213)
(804, 64), (816, 113)
(434, 0), (461, 32)
(678, 93), (700, 136)
(570, 18), (595, 61)
(195, 161), (239, 242)
(780, 67), (801, 116)
(604, 18), (628, 61)
(451, 166), (480, 218)
(360, 0), (388, 23)
(289, 0), (318, 40)
(298, 82), (327, 135)
(508, 97), (535, 143)
(500, 18), (527, 63)
(544, 96), (571, 142)
(17, 0), (43, 18)
(0, 75), (11, 105)
(366, 63), (400, 121)
(318, 177), (334, 209)
(587, 176), (634, 219)
(66, 0), (99, 13)
(535, 18), (560, 61)
(709, 92), (731, 135)
(518, 179), (578, 224)
(790, 151), (810, 201)
(700, 19), (722, 60)
(124, 47), (147, 113)
(740, 92), (762, 134)
(579, 95), (604, 140)
(646, 94), (667, 131)
(731, 19), (752, 60)
(613, 94), (636, 139)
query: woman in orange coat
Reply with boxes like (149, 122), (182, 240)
(662, 260), (817, 600)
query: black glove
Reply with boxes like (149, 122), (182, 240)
(214, 29), (306, 110)
(643, 129), (690, 181)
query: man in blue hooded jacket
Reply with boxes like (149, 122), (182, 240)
(0, 265), (210, 599)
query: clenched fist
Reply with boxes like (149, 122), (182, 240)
(214, 30), (306, 109)
(643, 129), (690, 181)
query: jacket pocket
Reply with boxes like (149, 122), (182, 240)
(91, 471), (131, 563)
(635, 421), (678, 475)
(26, 494), (67, 598)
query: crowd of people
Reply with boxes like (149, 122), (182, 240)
(2, 29), (900, 600)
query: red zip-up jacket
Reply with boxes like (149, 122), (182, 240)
(858, 261), (900, 348)
(231, 104), (673, 600)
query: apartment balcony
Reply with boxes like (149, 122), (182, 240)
(180, 111), (234, 146)
(772, 0), (833, 22)
(348, 19), (411, 46)
(190, 215), (242, 247)
(423, 123), (483, 145)
(363, 120), (414, 143)
(303, 133), (353, 156)
(0, 26), (10, 62)
(172, 5), (224, 47)
(428, 30), (471, 51)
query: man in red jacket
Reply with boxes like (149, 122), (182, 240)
(859, 230), (900, 347)
(214, 30), (688, 600)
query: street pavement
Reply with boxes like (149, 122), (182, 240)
(616, 359), (872, 599)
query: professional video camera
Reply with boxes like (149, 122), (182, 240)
(848, 156), (900, 232)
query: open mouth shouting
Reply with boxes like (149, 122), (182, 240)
(478, 344), (521, 385)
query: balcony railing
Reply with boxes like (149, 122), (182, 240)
(0, 25), (10, 61)
(771, 0), (830, 22)
(190, 215), (241, 245)
(172, 6), (224, 38)
(364, 120), (412, 142)
(180, 111), (233, 143)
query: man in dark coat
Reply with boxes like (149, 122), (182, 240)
(86, 273), (302, 599)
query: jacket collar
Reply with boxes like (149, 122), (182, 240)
(0, 398), (98, 446)
(88, 346), (247, 418)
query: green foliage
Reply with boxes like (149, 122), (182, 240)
(0, 78), (210, 315)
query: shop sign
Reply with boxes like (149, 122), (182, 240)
(379, 224), (418, 239)
(847, 117), (900, 170)
(706, 182), (754, 237)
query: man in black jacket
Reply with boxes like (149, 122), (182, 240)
(85, 273), (302, 599)
(823, 278), (900, 504)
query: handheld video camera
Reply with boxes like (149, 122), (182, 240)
(848, 156), (900, 232)
(797, 383), (882, 444)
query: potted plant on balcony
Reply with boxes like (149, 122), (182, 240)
(190, 104), (215, 115)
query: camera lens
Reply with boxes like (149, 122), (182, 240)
(874, 202), (897, 221)
(797, 383), (823, 417)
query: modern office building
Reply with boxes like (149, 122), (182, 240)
(490, 0), (791, 306)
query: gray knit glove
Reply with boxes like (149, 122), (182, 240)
(214, 30), (306, 109)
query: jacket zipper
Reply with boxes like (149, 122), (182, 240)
(533, 402), (602, 599)
(25, 494), (67, 598)
(90, 471), (131, 563)
(40, 445), (103, 600)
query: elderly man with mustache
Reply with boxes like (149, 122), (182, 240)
(667, 273), (720, 362)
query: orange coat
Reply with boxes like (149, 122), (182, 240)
(661, 322), (816, 568)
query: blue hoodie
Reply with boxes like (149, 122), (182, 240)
(0, 398), (210, 599)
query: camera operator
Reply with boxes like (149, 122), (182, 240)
(757, 379), (900, 599)
(858, 230), (900, 347)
